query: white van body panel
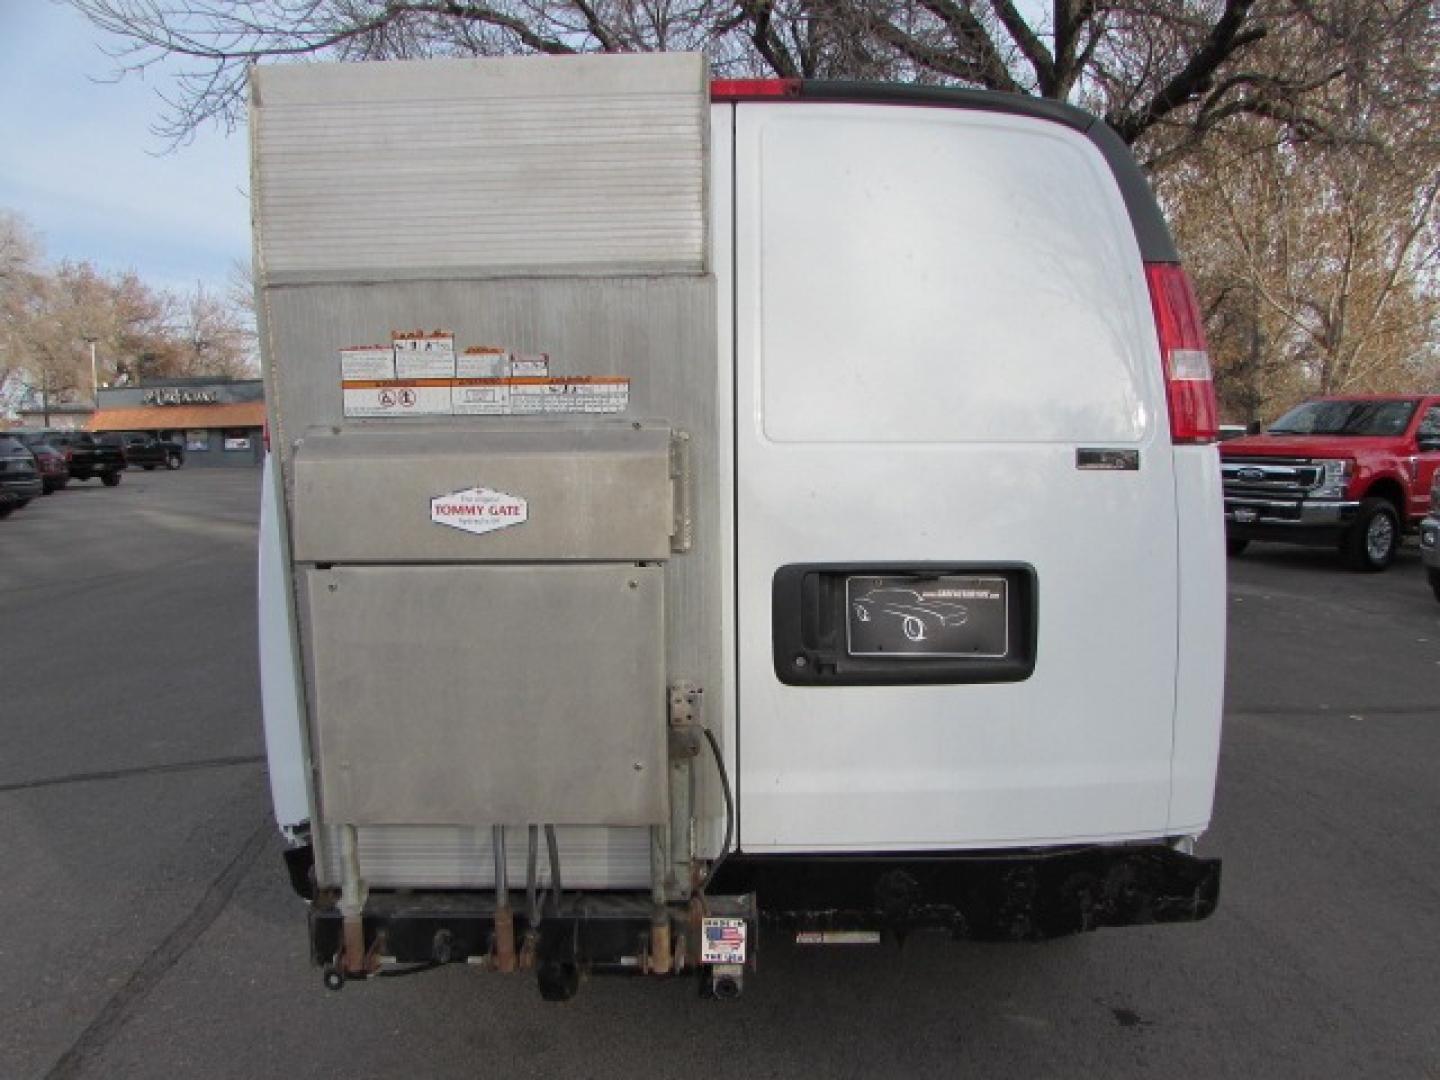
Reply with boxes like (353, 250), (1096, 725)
(1168, 445), (1227, 832)
(258, 453), (311, 834)
(711, 104), (742, 859)
(732, 104), (1182, 850)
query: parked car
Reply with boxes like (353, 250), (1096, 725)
(20, 430), (127, 486)
(0, 435), (44, 517)
(1422, 473), (1439, 602)
(103, 431), (185, 470)
(25, 440), (70, 493)
(1220, 395), (1440, 570)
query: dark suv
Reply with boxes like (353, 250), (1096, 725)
(0, 435), (44, 516)
(105, 431), (185, 470)
(21, 430), (127, 485)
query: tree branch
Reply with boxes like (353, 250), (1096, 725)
(569, 0), (624, 52)
(918, 0), (1022, 93)
(1109, 0), (1263, 144)
(988, 0), (1054, 93)
(742, 1), (800, 78)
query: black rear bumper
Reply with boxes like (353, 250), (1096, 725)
(291, 843), (1218, 997)
(709, 843), (1219, 940)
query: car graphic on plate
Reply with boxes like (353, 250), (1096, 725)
(851, 588), (969, 643)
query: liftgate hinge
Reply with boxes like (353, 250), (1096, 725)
(670, 431), (693, 554)
(667, 681), (704, 760)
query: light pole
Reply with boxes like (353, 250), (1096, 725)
(82, 335), (100, 406)
(82, 334), (100, 403)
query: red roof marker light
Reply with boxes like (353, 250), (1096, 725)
(711, 78), (802, 101)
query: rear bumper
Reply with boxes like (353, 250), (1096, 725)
(1422, 517), (1439, 570)
(710, 843), (1220, 940)
(288, 842), (1219, 995)
(0, 478), (43, 504)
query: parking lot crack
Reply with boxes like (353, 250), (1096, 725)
(42, 818), (272, 1080)
(0, 754), (265, 795)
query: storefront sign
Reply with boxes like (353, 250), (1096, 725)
(144, 388), (218, 405)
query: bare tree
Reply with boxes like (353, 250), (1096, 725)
(1, 211), (260, 413)
(0, 211), (45, 393)
(173, 282), (257, 377)
(1162, 110), (1440, 419)
(66, 1), (1440, 163)
(5, 261), (120, 422)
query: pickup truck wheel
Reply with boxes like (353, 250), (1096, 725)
(166, 454), (182, 470)
(1342, 498), (1399, 571)
(0, 505), (12, 519)
(1227, 539), (1249, 557)
(101, 472), (122, 488)
(1429, 568), (1440, 603)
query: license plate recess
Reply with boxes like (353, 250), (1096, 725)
(772, 563), (1036, 687)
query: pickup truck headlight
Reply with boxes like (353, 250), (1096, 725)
(1310, 458), (1353, 500)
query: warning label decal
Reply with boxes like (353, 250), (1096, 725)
(430, 487), (528, 537)
(339, 333), (628, 418)
(343, 380), (451, 418)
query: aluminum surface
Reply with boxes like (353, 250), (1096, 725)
(251, 54), (707, 283)
(316, 824), (652, 889)
(290, 424), (675, 563)
(259, 276), (723, 793)
(304, 563), (667, 827)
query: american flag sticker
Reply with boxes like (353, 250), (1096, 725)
(700, 918), (748, 964)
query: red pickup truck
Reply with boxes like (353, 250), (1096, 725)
(1221, 395), (1440, 570)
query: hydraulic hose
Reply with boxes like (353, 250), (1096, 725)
(697, 726), (735, 900)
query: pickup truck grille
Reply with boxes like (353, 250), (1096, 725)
(1221, 457), (1321, 499)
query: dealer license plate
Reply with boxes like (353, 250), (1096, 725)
(845, 575), (1008, 659)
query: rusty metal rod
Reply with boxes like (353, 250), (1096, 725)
(544, 824), (563, 915)
(526, 824), (541, 927)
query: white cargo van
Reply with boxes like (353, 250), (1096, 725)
(255, 54), (1225, 1000)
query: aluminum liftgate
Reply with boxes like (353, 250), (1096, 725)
(254, 53), (754, 999)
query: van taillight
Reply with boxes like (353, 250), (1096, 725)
(710, 78), (802, 101)
(1145, 262), (1218, 445)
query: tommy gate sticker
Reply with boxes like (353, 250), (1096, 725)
(430, 487), (528, 536)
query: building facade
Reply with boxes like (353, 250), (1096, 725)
(90, 378), (266, 467)
(15, 401), (95, 430)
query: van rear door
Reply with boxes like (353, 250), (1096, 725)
(730, 100), (1180, 851)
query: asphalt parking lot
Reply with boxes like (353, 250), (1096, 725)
(3, 468), (1439, 1079)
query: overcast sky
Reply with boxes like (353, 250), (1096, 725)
(0, 1), (251, 297)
